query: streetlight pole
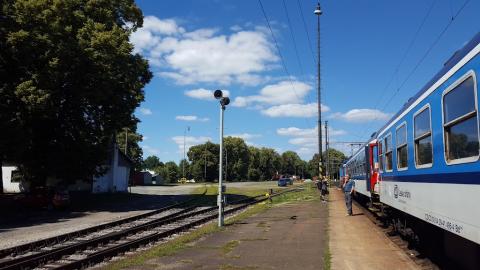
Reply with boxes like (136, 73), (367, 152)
(325, 120), (329, 179)
(214, 90), (230, 227)
(182, 126), (191, 179)
(315, 2), (323, 177)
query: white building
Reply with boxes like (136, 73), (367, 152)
(2, 145), (132, 193)
(1, 163), (29, 193)
(92, 146), (132, 193)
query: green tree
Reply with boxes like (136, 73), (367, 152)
(281, 151), (302, 175)
(178, 159), (191, 179)
(116, 128), (143, 171)
(0, 0), (152, 186)
(259, 148), (282, 180)
(188, 141), (219, 182)
(307, 148), (347, 178)
(163, 161), (179, 183)
(224, 137), (249, 181)
(308, 153), (321, 178)
(322, 148), (347, 178)
(143, 156), (161, 171)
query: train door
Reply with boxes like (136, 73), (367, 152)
(367, 142), (379, 194)
(364, 145), (371, 191)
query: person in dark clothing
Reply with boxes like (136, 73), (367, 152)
(321, 178), (328, 202)
(342, 175), (355, 216)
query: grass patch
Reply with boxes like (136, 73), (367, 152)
(221, 240), (240, 255)
(323, 193), (331, 270)
(100, 184), (317, 270)
(219, 264), (259, 270)
(239, 237), (268, 241)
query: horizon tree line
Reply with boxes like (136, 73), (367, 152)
(141, 136), (347, 183)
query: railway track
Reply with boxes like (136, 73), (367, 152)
(0, 186), (302, 270)
(0, 187), (209, 260)
(352, 199), (440, 270)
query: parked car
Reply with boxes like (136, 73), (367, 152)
(278, 178), (288, 187)
(287, 178), (293, 185)
(52, 189), (70, 209)
(18, 187), (70, 209)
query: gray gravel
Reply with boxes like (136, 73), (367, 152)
(0, 182), (280, 250)
(0, 184), (203, 250)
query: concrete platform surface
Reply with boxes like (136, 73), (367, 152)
(329, 189), (419, 270)
(132, 200), (328, 270)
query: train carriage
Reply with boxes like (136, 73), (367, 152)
(344, 140), (380, 198)
(341, 32), (480, 255)
(376, 32), (480, 246)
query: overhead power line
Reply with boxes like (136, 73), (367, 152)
(282, 0), (305, 76)
(378, 0), (471, 112)
(359, 0), (470, 140)
(296, 0), (316, 63)
(358, 0), (437, 140)
(257, 0), (311, 128)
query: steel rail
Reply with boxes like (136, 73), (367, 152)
(0, 185), (302, 270)
(0, 187), (208, 261)
(57, 187), (303, 270)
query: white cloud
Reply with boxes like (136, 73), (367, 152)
(130, 16), (278, 86)
(175, 115), (209, 122)
(277, 126), (346, 138)
(230, 25), (242, 32)
(172, 136), (211, 154)
(139, 108), (153, 115)
(184, 88), (230, 101)
(130, 16), (185, 53)
(232, 81), (312, 107)
(227, 133), (262, 140)
(330, 109), (390, 123)
(142, 145), (160, 156)
(277, 126), (347, 156)
(261, 103), (329, 118)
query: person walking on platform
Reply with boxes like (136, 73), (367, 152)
(321, 178), (328, 202)
(342, 175), (355, 216)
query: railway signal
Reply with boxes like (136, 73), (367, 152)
(214, 89), (230, 227)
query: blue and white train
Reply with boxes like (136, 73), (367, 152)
(341, 32), (480, 260)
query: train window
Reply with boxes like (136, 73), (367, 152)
(385, 134), (393, 171)
(414, 106), (433, 167)
(443, 75), (479, 163)
(396, 124), (408, 169)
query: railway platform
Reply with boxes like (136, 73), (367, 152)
(127, 199), (328, 269)
(329, 188), (419, 270)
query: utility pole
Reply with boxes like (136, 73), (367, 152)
(350, 143), (363, 156)
(204, 142), (207, 181)
(315, 3), (323, 177)
(325, 121), (329, 179)
(183, 126), (190, 179)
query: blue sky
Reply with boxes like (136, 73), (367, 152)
(131, 0), (479, 162)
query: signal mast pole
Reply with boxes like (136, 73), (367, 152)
(315, 3), (323, 177)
